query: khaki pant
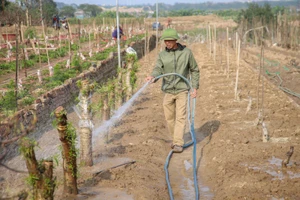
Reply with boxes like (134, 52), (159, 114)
(163, 91), (188, 146)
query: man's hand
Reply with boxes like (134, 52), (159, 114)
(190, 89), (197, 98)
(145, 76), (155, 83)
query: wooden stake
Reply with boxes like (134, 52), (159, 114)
(235, 32), (238, 56)
(226, 27), (229, 77)
(208, 25), (211, 57)
(39, 0), (50, 67)
(234, 39), (241, 100)
(213, 24), (216, 64)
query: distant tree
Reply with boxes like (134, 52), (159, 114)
(42, 0), (58, 26)
(0, 0), (9, 12)
(237, 3), (274, 26)
(78, 4), (102, 17)
(59, 5), (75, 17)
(1, 2), (22, 24)
(15, 0), (57, 26)
(272, 6), (285, 15)
(98, 11), (134, 18)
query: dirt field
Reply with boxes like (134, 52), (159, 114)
(1, 16), (300, 199)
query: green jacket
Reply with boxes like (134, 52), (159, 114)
(151, 43), (200, 94)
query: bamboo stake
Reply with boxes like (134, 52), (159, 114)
(235, 32), (238, 56)
(226, 27), (229, 77)
(78, 19), (81, 53)
(144, 18), (147, 57)
(39, 0), (50, 67)
(261, 44), (265, 120)
(208, 25), (211, 57)
(58, 27), (61, 48)
(206, 25), (209, 48)
(213, 24), (216, 64)
(234, 39), (241, 100)
(15, 18), (20, 109)
(220, 40), (223, 70)
(67, 21), (72, 63)
(257, 42), (263, 112)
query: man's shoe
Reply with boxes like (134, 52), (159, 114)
(172, 145), (183, 153)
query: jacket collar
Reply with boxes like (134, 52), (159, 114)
(165, 43), (186, 52)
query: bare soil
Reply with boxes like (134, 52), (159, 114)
(1, 16), (300, 199)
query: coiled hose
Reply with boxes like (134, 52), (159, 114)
(153, 73), (199, 200)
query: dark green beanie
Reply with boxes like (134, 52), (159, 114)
(160, 28), (180, 40)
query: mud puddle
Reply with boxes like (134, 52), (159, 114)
(242, 156), (300, 180)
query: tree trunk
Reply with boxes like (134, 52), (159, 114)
(20, 139), (55, 200)
(102, 93), (110, 121)
(79, 127), (93, 166)
(125, 62), (133, 101)
(109, 86), (115, 111)
(78, 80), (93, 167)
(54, 106), (78, 195)
(115, 69), (123, 108)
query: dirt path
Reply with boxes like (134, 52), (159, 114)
(1, 40), (300, 199)
(86, 42), (300, 199)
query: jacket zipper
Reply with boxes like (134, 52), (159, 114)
(173, 51), (177, 93)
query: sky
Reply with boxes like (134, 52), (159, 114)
(56, 0), (206, 6)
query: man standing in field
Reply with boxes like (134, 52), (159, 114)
(145, 28), (199, 153)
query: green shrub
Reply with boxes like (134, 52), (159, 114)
(21, 96), (35, 106)
(0, 90), (17, 113)
(24, 27), (37, 39)
(5, 80), (15, 89)
(71, 44), (79, 51)
(82, 61), (91, 70)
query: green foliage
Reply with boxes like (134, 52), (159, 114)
(71, 44), (79, 51)
(0, 62), (16, 74)
(79, 4), (103, 17)
(125, 34), (145, 46)
(237, 3), (275, 25)
(66, 122), (77, 177)
(98, 11), (134, 18)
(21, 59), (35, 69)
(91, 46), (117, 61)
(0, 90), (16, 113)
(81, 61), (91, 70)
(20, 96), (35, 106)
(130, 63), (139, 89)
(24, 27), (37, 39)
(42, 0), (59, 26)
(25, 75), (38, 82)
(126, 53), (137, 62)
(168, 9), (205, 17)
(76, 80), (82, 88)
(0, 0), (9, 12)
(5, 79), (15, 89)
(40, 55), (48, 63)
(43, 65), (67, 89)
(59, 5), (76, 17)
(71, 55), (82, 71)
(25, 174), (39, 187)
(19, 137), (38, 158)
(215, 9), (240, 20)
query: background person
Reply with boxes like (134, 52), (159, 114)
(112, 26), (124, 40)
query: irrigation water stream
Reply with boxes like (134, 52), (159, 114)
(92, 82), (150, 143)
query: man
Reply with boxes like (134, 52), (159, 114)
(112, 26), (124, 40)
(145, 28), (199, 153)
